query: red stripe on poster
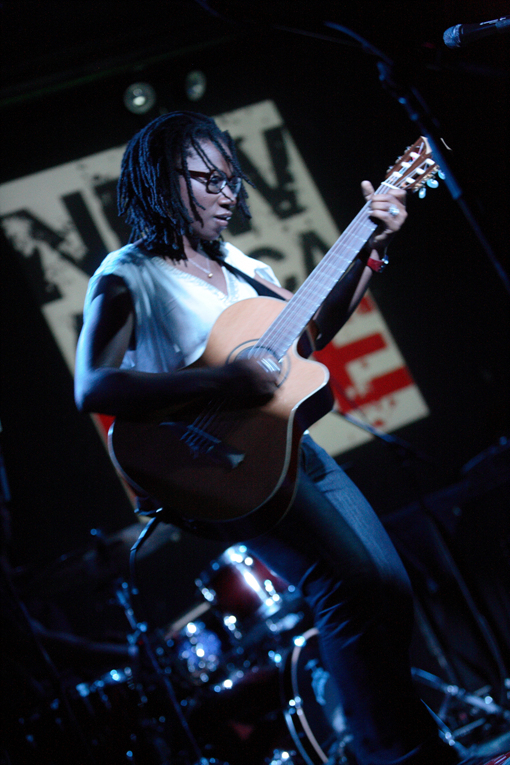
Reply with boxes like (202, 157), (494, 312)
(315, 335), (414, 413)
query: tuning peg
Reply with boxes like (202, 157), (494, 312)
(426, 178), (439, 189)
(418, 187), (427, 199)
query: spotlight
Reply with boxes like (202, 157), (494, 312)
(185, 70), (207, 101)
(123, 82), (157, 114)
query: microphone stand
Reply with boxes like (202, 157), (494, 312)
(311, 16), (510, 712)
(338, 411), (437, 465)
(198, 2), (510, 296)
(324, 21), (510, 297)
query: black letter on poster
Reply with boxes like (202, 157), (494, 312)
(234, 126), (306, 224)
(61, 192), (108, 276)
(93, 180), (132, 247)
(1, 210), (63, 306)
(299, 231), (330, 277)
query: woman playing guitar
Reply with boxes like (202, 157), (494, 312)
(74, 112), (460, 765)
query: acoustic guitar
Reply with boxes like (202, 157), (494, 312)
(109, 137), (440, 539)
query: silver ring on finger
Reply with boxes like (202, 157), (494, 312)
(388, 205), (399, 218)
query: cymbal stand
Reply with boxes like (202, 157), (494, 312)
(413, 668), (510, 747)
(116, 512), (226, 765)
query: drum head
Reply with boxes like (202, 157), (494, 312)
(281, 629), (348, 765)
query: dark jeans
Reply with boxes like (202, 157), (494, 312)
(248, 435), (458, 765)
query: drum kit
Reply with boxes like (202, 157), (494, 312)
(8, 531), (356, 765)
(9, 522), (510, 765)
(159, 544), (354, 765)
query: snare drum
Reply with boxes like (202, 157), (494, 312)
(164, 600), (249, 687)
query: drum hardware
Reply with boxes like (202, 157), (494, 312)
(167, 614), (237, 687)
(167, 601), (212, 635)
(1, 550), (100, 764)
(266, 749), (299, 765)
(161, 597), (252, 690)
(33, 621), (138, 671)
(412, 667), (510, 751)
(11, 537), (352, 764)
(265, 746), (354, 765)
(70, 663), (175, 764)
(112, 513), (238, 763)
(266, 611), (306, 636)
(115, 564), (221, 765)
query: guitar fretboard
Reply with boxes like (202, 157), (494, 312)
(256, 188), (382, 360)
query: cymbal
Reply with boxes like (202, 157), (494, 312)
(20, 521), (182, 597)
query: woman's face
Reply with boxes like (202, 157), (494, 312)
(178, 141), (239, 245)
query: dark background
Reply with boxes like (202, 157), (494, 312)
(1, 1), (509, 688)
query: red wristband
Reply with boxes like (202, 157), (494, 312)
(366, 255), (389, 273)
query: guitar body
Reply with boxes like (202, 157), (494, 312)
(110, 297), (334, 538)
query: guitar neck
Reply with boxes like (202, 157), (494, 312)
(258, 186), (383, 360)
(256, 135), (440, 361)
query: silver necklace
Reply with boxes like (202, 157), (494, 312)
(188, 252), (214, 278)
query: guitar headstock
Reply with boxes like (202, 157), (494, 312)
(384, 137), (442, 195)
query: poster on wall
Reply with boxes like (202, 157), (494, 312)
(0, 99), (428, 462)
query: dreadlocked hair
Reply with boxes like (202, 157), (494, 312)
(117, 111), (252, 258)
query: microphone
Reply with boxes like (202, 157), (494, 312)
(443, 15), (510, 48)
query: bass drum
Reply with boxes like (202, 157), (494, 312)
(187, 628), (354, 765)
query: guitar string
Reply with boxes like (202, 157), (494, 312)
(187, 392), (246, 445)
(188, 398), (227, 440)
(257, 191), (382, 353)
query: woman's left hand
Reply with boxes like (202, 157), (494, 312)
(361, 180), (407, 252)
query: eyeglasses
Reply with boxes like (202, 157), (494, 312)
(179, 168), (242, 196)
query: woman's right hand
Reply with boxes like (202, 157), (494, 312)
(219, 356), (280, 408)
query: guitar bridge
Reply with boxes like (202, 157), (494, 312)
(159, 421), (245, 469)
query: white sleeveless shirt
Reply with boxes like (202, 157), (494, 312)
(84, 241), (281, 374)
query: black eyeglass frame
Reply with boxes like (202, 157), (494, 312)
(178, 168), (242, 196)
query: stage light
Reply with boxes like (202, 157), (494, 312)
(185, 70), (207, 101)
(123, 82), (157, 114)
